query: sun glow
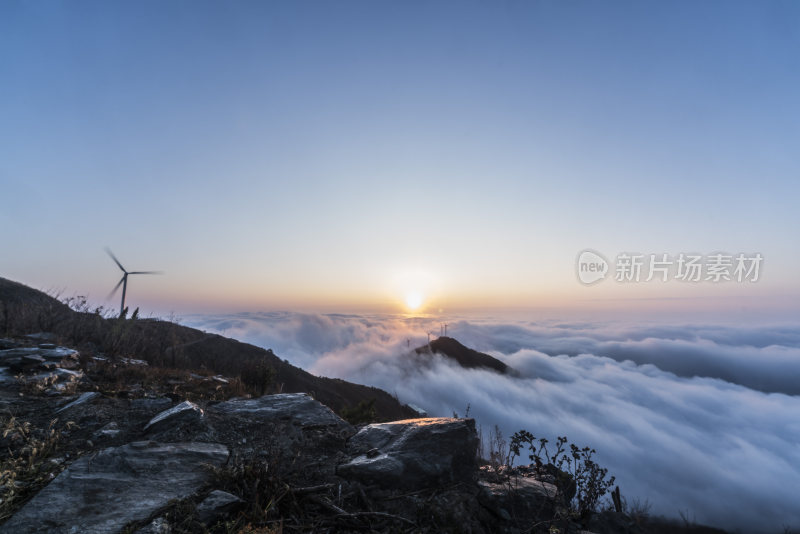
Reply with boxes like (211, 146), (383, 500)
(405, 291), (424, 311)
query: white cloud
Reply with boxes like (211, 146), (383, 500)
(185, 312), (800, 532)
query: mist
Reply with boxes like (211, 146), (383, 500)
(185, 312), (800, 532)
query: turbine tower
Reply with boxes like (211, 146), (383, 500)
(106, 248), (162, 318)
(427, 330), (436, 351)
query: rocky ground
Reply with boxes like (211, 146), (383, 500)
(0, 334), (725, 534)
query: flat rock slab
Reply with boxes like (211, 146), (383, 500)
(210, 393), (349, 429)
(0, 441), (229, 534)
(0, 348), (40, 360)
(338, 417), (478, 489)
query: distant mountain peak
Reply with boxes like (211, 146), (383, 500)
(415, 336), (513, 375)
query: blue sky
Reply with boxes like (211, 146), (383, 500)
(1, 1), (798, 315)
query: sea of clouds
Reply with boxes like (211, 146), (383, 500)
(184, 311), (800, 532)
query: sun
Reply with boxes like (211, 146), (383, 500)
(405, 291), (424, 311)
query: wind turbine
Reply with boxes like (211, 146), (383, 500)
(106, 248), (163, 318)
(427, 330), (437, 351)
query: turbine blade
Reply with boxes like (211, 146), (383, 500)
(105, 247), (126, 273)
(127, 271), (164, 275)
(107, 277), (124, 300)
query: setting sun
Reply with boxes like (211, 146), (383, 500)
(405, 291), (423, 311)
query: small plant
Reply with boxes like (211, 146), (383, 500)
(509, 431), (615, 525)
(624, 497), (651, 525)
(487, 425), (508, 469)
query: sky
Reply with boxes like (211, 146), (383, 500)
(3, 3), (800, 529)
(1, 1), (799, 316)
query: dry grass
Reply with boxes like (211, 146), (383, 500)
(84, 359), (250, 401)
(0, 416), (75, 521)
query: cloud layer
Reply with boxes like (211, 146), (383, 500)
(185, 312), (800, 532)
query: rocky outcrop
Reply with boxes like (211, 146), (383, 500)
(204, 393), (354, 473)
(478, 470), (558, 522)
(0, 441), (229, 534)
(338, 417), (479, 489)
(209, 392), (349, 429)
(0, 345), (84, 397)
(0, 346), (79, 373)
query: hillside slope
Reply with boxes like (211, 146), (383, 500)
(0, 276), (414, 420)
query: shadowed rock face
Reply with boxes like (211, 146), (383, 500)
(0, 441), (229, 534)
(478, 474), (557, 522)
(338, 417), (479, 489)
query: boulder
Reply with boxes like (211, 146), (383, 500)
(478, 474), (557, 522)
(209, 393), (349, 429)
(338, 417), (478, 489)
(144, 400), (204, 433)
(0, 441), (229, 534)
(204, 394), (352, 470)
